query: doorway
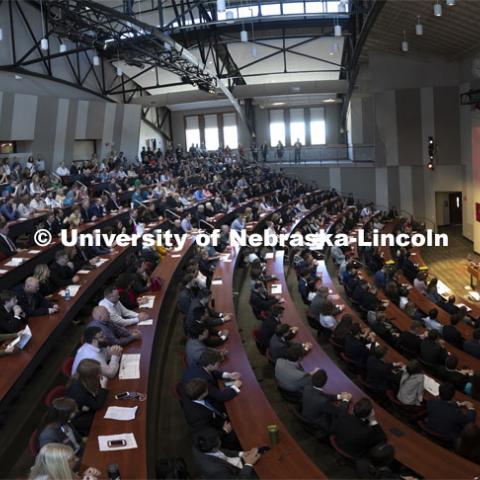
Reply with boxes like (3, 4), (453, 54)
(435, 191), (462, 227)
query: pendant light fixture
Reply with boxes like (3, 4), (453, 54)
(434, 0), (442, 16)
(401, 30), (409, 52)
(59, 43), (67, 53)
(39, 0), (48, 50)
(416, 15), (424, 35)
(93, 54), (100, 66)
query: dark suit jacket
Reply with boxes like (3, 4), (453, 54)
(0, 234), (16, 258)
(398, 330), (421, 356)
(442, 325), (464, 349)
(50, 261), (75, 288)
(464, 339), (480, 359)
(420, 339), (448, 366)
(426, 399), (476, 440)
(182, 398), (226, 430)
(334, 413), (387, 459)
(366, 356), (394, 390)
(0, 306), (25, 334)
(437, 367), (469, 391)
(192, 447), (256, 479)
(301, 385), (347, 432)
(14, 286), (51, 317)
(181, 365), (238, 409)
(344, 335), (370, 367)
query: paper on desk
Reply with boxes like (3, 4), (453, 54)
(59, 285), (81, 297)
(171, 254), (181, 258)
(436, 279), (451, 297)
(98, 433), (138, 451)
(137, 319), (153, 326)
(456, 303), (472, 312)
(0, 269), (7, 274)
(139, 296), (155, 309)
(211, 279), (223, 286)
(265, 252), (274, 260)
(119, 353), (141, 380)
(104, 406), (138, 421)
(424, 376), (440, 396)
(4, 257), (25, 266)
(271, 284), (282, 295)
(28, 250), (41, 254)
(77, 270), (90, 274)
(95, 258), (109, 266)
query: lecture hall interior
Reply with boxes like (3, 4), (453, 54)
(2, 0), (480, 479)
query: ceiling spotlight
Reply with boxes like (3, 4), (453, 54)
(416, 15), (424, 35)
(93, 55), (100, 66)
(217, 0), (226, 13)
(226, 10), (234, 21)
(251, 45), (257, 57)
(59, 43), (67, 53)
(334, 24), (342, 37)
(434, 1), (442, 16)
(240, 29), (248, 42)
(0, 28), (3, 42)
(338, 0), (347, 13)
(446, 0), (455, 5)
(401, 30), (409, 52)
(40, 38), (49, 50)
(116, 66), (123, 76)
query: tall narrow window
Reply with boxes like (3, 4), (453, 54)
(269, 110), (285, 147)
(223, 113), (238, 148)
(185, 116), (200, 148)
(204, 114), (219, 151)
(310, 107), (326, 145)
(290, 108), (305, 146)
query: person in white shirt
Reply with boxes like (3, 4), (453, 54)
(414, 272), (428, 295)
(98, 286), (148, 327)
(56, 162), (70, 177)
(181, 213), (193, 233)
(72, 326), (122, 378)
(360, 203), (373, 218)
(29, 193), (47, 211)
(45, 191), (61, 209)
(17, 195), (34, 218)
(319, 302), (338, 331)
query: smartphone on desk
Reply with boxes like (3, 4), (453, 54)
(107, 439), (127, 448)
(258, 446), (271, 455)
(115, 391), (139, 400)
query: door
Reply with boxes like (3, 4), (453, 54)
(448, 192), (462, 225)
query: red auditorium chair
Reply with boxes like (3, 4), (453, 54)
(44, 385), (68, 407)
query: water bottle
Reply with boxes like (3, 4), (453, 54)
(107, 464), (121, 480)
(65, 287), (71, 301)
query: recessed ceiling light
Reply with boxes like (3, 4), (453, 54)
(323, 98), (336, 103)
(272, 102), (285, 106)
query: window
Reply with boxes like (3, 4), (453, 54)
(269, 110), (286, 147)
(310, 107), (326, 145)
(204, 115), (219, 151)
(283, 2), (305, 14)
(261, 3), (281, 15)
(290, 108), (306, 146)
(305, 1), (323, 13)
(185, 116), (200, 148)
(238, 6), (258, 18)
(223, 113), (238, 149)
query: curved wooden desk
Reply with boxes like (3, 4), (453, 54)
(210, 207), (326, 479)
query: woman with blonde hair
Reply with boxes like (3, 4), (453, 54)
(33, 264), (55, 296)
(29, 443), (100, 480)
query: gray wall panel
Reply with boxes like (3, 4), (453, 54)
(387, 166), (400, 208)
(396, 89), (423, 166)
(32, 96), (59, 171)
(0, 92), (14, 140)
(86, 101), (106, 139)
(434, 86), (461, 165)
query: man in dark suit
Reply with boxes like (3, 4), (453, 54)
(301, 369), (351, 433)
(182, 350), (241, 410)
(50, 249), (80, 289)
(334, 398), (387, 459)
(366, 346), (400, 391)
(87, 197), (106, 221)
(192, 427), (260, 479)
(182, 378), (239, 449)
(0, 219), (17, 259)
(14, 277), (58, 317)
(442, 296), (459, 315)
(397, 321), (423, 357)
(426, 382), (476, 442)
(442, 312), (464, 349)
(420, 330), (448, 366)
(437, 355), (472, 392)
(0, 290), (26, 333)
(464, 329), (480, 359)
(344, 323), (374, 368)
(41, 213), (61, 237)
(402, 252), (418, 283)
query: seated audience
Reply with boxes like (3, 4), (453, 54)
(397, 359), (424, 407)
(14, 277), (58, 317)
(98, 285), (148, 327)
(275, 344), (317, 393)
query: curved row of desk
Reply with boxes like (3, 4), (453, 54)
(80, 192), (328, 479)
(263, 206), (479, 479)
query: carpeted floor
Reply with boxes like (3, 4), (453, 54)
(421, 226), (480, 298)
